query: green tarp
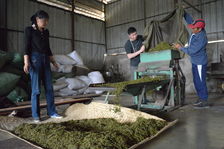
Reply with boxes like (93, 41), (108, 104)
(143, 5), (189, 57)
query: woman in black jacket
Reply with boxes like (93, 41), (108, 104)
(24, 10), (62, 122)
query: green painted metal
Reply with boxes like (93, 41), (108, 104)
(101, 50), (183, 111)
(133, 50), (181, 110)
(140, 50), (180, 63)
(140, 104), (163, 109)
(134, 69), (174, 110)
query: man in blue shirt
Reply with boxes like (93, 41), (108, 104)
(173, 12), (209, 109)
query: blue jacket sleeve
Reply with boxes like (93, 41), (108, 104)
(184, 12), (194, 24)
(180, 34), (206, 56)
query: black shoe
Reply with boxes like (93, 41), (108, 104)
(193, 101), (209, 109)
(193, 99), (202, 106)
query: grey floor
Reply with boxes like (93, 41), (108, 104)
(0, 130), (37, 149)
(138, 94), (224, 149)
(0, 94), (224, 149)
(96, 93), (224, 149)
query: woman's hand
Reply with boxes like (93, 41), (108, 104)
(49, 56), (59, 70)
(24, 63), (30, 74)
(23, 55), (30, 74)
(52, 61), (59, 70)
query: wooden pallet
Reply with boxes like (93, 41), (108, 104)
(0, 93), (101, 113)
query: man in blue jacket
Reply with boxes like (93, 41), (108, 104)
(173, 12), (209, 109)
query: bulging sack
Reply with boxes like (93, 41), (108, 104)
(0, 72), (21, 96)
(88, 71), (105, 84)
(54, 55), (77, 65)
(75, 75), (92, 86)
(58, 65), (74, 73)
(53, 77), (68, 91)
(9, 52), (24, 70)
(65, 78), (87, 90)
(7, 87), (28, 103)
(51, 63), (74, 73)
(57, 87), (78, 96)
(67, 50), (84, 65)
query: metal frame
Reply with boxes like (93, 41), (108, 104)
(182, 0), (202, 13)
(105, 0), (121, 5)
(105, 0), (217, 29)
(143, 0), (147, 27)
(33, 0), (105, 22)
(75, 0), (104, 12)
(132, 50), (186, 111)
(1, 0), (106, 52)
(134, 68), (175, 110)
(104, 3), (108, 53)
(0, 27), (105, 46)
(70, 0), (75, 51)
(0, 0), (7, 51)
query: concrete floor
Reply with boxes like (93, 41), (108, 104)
(96, 93), (224, 149)
(138, 94), (224, 149)
(0, 129), (37, 149)
(0, 93), (224, 149)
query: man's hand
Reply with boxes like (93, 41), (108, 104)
(23, 55), (30, 74)
(127, 45), (145, 59)
(172, 43), (182, 49)
(139, 45), (145, 53)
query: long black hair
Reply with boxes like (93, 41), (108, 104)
(30, 10), (49, 26)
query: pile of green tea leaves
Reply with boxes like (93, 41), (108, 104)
(149, 42), (176, 52)
(101, 76), (164, 104)
(14, 117), (167, 149)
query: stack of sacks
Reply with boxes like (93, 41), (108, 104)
(53, 71), (105, 97)
(41, 51), (90, 99)
(53, 76), (91, 97)
(51, 50), (89, 74)
(0, 50), (106, 101)
(50, 50), (90, 83)
(0, 50), (30, 104)
(50, 55), (77, 73)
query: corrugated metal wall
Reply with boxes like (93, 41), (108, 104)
(0, 0), (106, 69)
(105, 0), (224, 63)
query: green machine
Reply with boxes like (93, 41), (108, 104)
(134, 49), (186, 111)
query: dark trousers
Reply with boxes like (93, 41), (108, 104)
(192, 63), (208, 101)
(130, 65), (138, 80)
(29, 52), (56, 118)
